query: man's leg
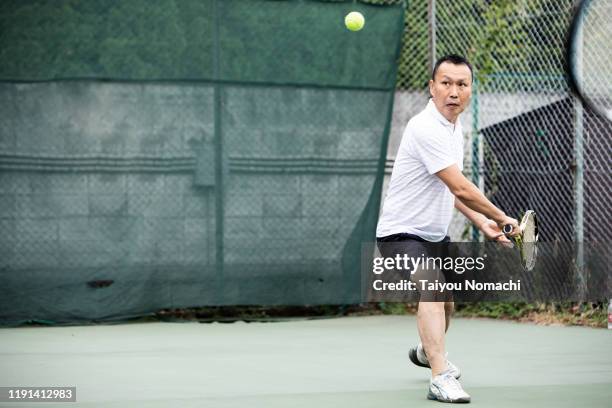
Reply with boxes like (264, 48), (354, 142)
(418, 299), (470, 403)
(417, 301), (447, 377)
(444, 301), (454, 332)
(408, 298), (461, 379)
(413, 258), (454, 377)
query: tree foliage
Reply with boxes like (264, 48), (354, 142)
(395, 0), (571, 90)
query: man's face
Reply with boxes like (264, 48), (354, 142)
(429, 62), (472, 123)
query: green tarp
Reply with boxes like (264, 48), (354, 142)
(0, 0), (405, 324)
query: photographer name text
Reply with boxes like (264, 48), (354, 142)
(372, 279), (521, 292)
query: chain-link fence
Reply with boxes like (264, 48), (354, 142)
(388, 0), (610, 248)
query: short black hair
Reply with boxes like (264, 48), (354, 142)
(431, 54), (473, 82)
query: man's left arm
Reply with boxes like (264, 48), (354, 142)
(454, 197), (510, 242)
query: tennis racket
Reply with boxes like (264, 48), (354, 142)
(503, 210), (539, 272)
(566, 0), (612, 122)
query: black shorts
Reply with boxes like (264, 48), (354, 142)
(376, 233), (454, 302)
(377, 233), (450, 258)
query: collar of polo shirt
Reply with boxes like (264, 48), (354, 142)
(426, 98), (458, 129)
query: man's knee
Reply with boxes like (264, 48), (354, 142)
(418, 301), (446, 314)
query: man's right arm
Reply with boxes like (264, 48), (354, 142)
(436, 164), (519, 233)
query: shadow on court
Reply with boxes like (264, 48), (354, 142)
(1, 316), (610, 407)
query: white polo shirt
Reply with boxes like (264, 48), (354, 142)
(376, 99), (464, 242)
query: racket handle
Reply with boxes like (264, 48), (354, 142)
(502, 224), (513, 234)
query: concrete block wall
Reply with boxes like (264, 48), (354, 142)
(0, 83), (215, 272)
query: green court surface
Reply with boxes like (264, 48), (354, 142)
(1, 316), (610, 407)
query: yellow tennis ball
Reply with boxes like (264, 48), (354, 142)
(345, 11), (365, 32)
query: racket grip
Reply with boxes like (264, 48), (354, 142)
(502, 224), (513, 234)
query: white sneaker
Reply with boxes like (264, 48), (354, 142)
(409, 343), (461, 379)
(446, 359), (461, 380)
(428, 370), (471, 403)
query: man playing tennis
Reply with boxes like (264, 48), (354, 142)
(376, 54), (519, 403)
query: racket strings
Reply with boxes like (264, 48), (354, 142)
(522, 215), (537, 243)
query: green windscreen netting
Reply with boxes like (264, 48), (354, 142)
(0, 0), (405, 324)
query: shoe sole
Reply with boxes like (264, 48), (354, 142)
(427, 391), (471, 403)
(409, 347), (431, 368)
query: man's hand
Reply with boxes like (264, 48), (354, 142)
(479, 219), (512, 246)
(496, 215), (520, 237)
